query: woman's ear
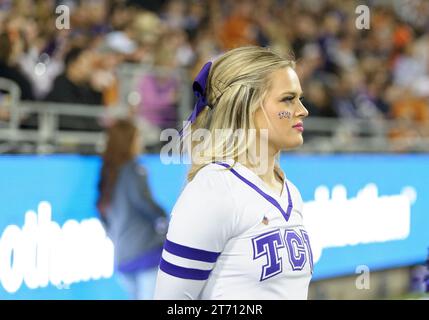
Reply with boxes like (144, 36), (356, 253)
(253, 107), (263, 131)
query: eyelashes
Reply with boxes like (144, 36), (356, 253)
(281, 96), (294, 103)
(281, 96), (305, 104)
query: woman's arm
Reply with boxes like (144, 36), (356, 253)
(154, 167), (236, 299)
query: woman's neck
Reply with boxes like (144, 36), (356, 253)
(258, 147), (281, 185)
(241, 144), (283, 194)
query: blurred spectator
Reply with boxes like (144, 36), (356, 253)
(131, 10), (163, 50)
(160, 0), (187, 30)
(182, 0), (207, 41)
(128, 0), (167, 13)
(393, 43), (426, 87)
(0, 32), (34, 100)
(16, 17), (64, 100)
(217, 0), (258, 50)
(97, 119), (167, 300)
(317, 11), (342, 74)
(0, 0), (428, 151)
(46, 47), (103, 104)
(304, 80), (337, 118)
(136, 38), (181, 131)
(333, 69), (386, 120)
(45, 47), (110, 131)
(387, 87), (429, 149)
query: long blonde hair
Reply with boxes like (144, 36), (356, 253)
(185, 46), (295, 181)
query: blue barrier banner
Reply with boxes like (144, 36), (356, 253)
(0, 154), (428, 299)
(281, 154), (429, 280)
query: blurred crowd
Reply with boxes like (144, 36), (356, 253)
(0, 0), (428, 149)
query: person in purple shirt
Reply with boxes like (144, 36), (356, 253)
(137, 71), (180, 130)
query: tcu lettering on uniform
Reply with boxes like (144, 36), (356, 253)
(252, 229), (313, 281)
(251, 230), (285, 281)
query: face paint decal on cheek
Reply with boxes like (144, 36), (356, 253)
(278, 111), (292, 119)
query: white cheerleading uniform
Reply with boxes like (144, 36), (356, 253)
(154, 159), (313, 300)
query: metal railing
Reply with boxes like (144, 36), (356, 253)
(1, 101), (128, 153)
(0, 67), (428, 154)
(0, 63), (194, 153)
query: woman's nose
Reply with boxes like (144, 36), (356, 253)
(296, 101), (309, 118)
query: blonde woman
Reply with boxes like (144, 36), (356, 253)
(155, 46), (312, 299)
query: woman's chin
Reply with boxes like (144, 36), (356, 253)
(282, 137), (304, 150)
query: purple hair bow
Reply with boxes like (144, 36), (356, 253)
(188, 61), (212, 123)
(179, 61), (212, 137)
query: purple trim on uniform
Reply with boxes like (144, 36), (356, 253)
(159, 257), (211, 280)
(284, 177), (293, 215)
(118, 245), (163, 273)
(164, 239), (220, 263)
(214, 161), (293, 222)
